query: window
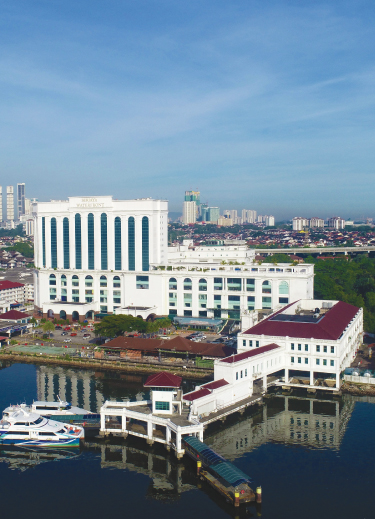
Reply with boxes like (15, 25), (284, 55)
(198, 279), (207, 291)
(279, 297), (289, 304)
(256, 341), (259, 348)
(305, 358), (308, 364)
(316, 345), (320, 352)
(330, 360), (334, 367)
(330, 346), (335, 354)
(236, 372), (238, 380)
(113, 276), (121, 288)
(316, 359), (320, 365)
(305, 344), (308, 352)
(262, 280), (271, 294)
(291, 356), (295, 363)
(169, 278), (177, 290)
(298, 357), (301, 364)
(51, 217), (57, 268)
(61, 275), (67, 287)
(246, 278), (255, 292)
(87, 213), (94, 270)
(85, 275), (93, 287)
(298, 344), (302, 351)
(100, 290), (107, 303)
(245, 369), (247, 377)
(100, 275), (107, 287)
(214, 277), (223, 290)
(128, 216), (135, 271)
(323, 359), (327, 366)
(114, 217), (121, 270)
(113, 290), (121, 304)
(42, 216), (46, 267)
(184, 310), (192, 316)
(63, 217), (69, 269)
(247, 296), (255, 310)
(199, 294), (207, 308)
(199, 310), (207, 317)
(249, 340), (253, 347)
(101, 213), (108, 270)
(262, 296), (271, 309)
(142, 216), (149, 271)
(241, 371), (243, 378)
(228, 295), (240, 309)
(183, 278), (192, 290)
(155, 401), (170, 411)
(323, 345), (327, 353)
(75, 213), (82, 269)
(214, 294), (221, 309)
(227, 278), (241, 291)
(100, 305), (108, 313)
(72, 275), (79, 287)
(136, 276), (149, 289)
(49, 274), (56, 286)
(279, 281), (289, 294)
(72, 289), (79, 303)
(291, 343), (294, 350)
(243, 340), (246, 347)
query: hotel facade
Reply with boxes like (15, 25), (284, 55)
(33, 196), (314, 322)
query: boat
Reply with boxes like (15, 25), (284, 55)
(3, 398), (99, 425)
(0, 407), (84, 447)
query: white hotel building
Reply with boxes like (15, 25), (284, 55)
(33, 196), (314, 322)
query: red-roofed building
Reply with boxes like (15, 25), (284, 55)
(0, 309), (31, 323)
(144, 372), (183, 416)
(0, 280), (26, 312)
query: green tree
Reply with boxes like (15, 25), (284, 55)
(42, 321), (55, 337)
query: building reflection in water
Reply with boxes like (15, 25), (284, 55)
(205, 394), (355, 459)
(0, 448), (80, 472)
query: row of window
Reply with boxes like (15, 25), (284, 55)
(49, 274), (121, 288)
(235, 369), (248, 380)
(290, 417), (335, 429)
(291, 357), (335, 366)
(41, 215), (149, 272)
(169, 277), (289, 294)
(170, 295), (288, 311)
(291, 343), (335, 354)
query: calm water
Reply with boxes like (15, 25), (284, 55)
(1, 361), (374, 519)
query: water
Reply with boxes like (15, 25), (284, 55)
(1, 361), (374, 519)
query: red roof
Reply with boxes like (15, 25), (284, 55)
(243, 301), (360, 341)
(220, 343), (280, 364)
(202, 379), (229, 390)
(0, 280), (24, 290)
(144, 371), (182, 388)
(183, 388), (211, 401)
(0, 336), (8, 341)
(0, 310), (30, 320)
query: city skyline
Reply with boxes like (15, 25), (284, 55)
(1, 2), (375, 219)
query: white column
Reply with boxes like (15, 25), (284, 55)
(310, 371), (314, 386)
(166, 426), (171, 445)
(100, 411), (106, 431)
(69, 214), (76, 270)
(147, 419), (153, 440)
(198, 428), (204, 442)
(121, 412), (127, 432)
(285, 368), (289, 383)
(335, 372), (340, 388)
(81, 213), (88, 271)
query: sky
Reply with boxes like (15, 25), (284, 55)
(1, 0), (375, 220)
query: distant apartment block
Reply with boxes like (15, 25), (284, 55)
(182, 201), (197, 224)
(328, 217), (345, 230)
(309, 217), (325, 228)
(17, 183), (25, 217)
(293, 217), (309, 231)
(242, 209), (257, 224)
(6, 186), (14, 221)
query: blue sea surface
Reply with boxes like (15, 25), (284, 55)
(0, 362), (374, 519)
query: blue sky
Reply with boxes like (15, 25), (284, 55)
(1, 0), (375, 220)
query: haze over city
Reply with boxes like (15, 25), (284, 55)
(1, 1), (374, 219)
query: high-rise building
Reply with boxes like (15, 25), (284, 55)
(242, 209), (257, 224)
(6, 186), (14, 221)
(182, 201), (197, 224)
(207, 207), (220, 223)
(17, 183), (25, 217)
(293, 217), (309, 231)
(264, 215), (275, 227)
(223, 209), (238, 221)
(200, 203), (208, 222)
(309, 217), (324, 228)
(328, 217), (345, 230)
(0, 186), (2, 222)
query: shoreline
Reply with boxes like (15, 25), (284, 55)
(0, 352), (213, 380)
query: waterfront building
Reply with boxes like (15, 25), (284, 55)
(17, 183), (25, 217)
(6, 186), (14, 222)
(33, 196), (314, 322)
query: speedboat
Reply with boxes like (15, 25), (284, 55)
(0, 407), (84, 447)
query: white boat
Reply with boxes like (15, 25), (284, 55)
(0, 407), (84, 447)
(3, 398), (97, 423)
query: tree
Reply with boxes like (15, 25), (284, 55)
(42, 321), (55, 337)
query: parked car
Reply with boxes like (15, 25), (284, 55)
(212, 338), (224, 343)
(55, 326), (62, 330)
(63, 338), (72, 343)
(70, 333), (77, 336)
(64, 327), (71, 331)
(61, 331), (68, 336)
(83, 333), (91, 338)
